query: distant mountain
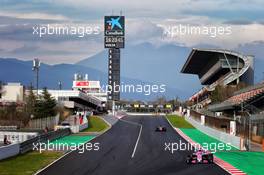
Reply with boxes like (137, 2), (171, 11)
(0, 58), (106, 89)
(236, 41), (264, 83)
(77, 42), (264, 97)
(77, 43), (202, 97)
(254, 58), (264, 83)
(0, 58), (187, 100)
(2, 42), (263, 101)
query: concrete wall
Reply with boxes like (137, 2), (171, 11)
(28, 114), (59, 129)
(1, 83), (24, 101)
(126, 112), (166, 116)
(0, 132), (38, 143)
(0, 143), (20, 160)
(185, 116), (241, 149)
(55, 123), (88, 133)
(79, 123), (88, 132)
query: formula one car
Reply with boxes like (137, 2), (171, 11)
(155, 125), (167, 132)
(186, 149), (214, 164)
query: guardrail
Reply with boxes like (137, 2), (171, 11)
(19, 128), (71, 154)
(27, 114), (59, 129)
(0, 126), (17, 130)
(185, 116), (241, 149)
(0, 143), (20, 160)
(0, 131), (38, 143)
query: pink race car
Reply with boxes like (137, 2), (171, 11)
(186, 149), (214, 164)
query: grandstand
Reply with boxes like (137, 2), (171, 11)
(208, 82), (264, 114)
(181, 48), (254, 108)
(182, 48), (264, 148)
(34, 89), (103, 111)
(208, 82), (264, 145)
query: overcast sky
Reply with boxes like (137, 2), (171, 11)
(0, 0), (264, 64)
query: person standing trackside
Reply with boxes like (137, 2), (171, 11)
(4, 135), (11, 145)
(74, 116), (77, 125)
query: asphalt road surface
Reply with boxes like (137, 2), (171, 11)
(38, 115), (229, 175)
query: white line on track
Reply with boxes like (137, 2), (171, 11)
(131, 124), (142, 158)
(119, 118), (143, 159)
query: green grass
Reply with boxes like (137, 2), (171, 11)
(166, 115), (194, 128)
(215, 151), (264, 175)
(167, 115), (236, 151)
(51, 135), (95, 146)
(181, 127), (264, 174)
(167, 114), (264, 174)
(0, 151), (63, 175)
(82, 116), (109, 132)
(180, 128), (237, 151)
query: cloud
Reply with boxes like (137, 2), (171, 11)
(0, 18), (103, 42)
(0, 40), (103, 64)
(259, 21), (264, 25)
(235, 41), (264, 82)
(126, 20), (164, 44)
(1, 0), (264, 21)
(0, 11), (68, 21)
(0, 16), (65, 25)
(223, 19), (255, 25)
(1, 15), (264, 64)
(0, 16), (104, 64)
(0, 0), (264, 64)
(236, 41), (264, 57)
(154, 17), (264, 49)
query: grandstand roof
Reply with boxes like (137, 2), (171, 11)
(181, 48), (242, 74)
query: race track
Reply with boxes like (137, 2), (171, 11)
(38, 115), (229, 175)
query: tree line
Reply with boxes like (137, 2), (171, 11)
(0, 86), (57, 127)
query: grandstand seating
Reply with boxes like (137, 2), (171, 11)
(226, 86), (264, 105)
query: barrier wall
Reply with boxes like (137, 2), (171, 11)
(19, 128), (71, 153)
(79, 123), (88, 132)
(0, 143), (20, 160)
(70, 123), (88, 133)
(0, 128), (71, 160)
(0, 132), (38, 143)
(28, 114), (60, 129)
(185, 116), (241, 149)
(126, 112), (166, 116)
(54, 123), (88, 133)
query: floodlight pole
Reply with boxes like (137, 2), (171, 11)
(58, 81), (62, 90)
(112, 100), (115, 116)
(240, 103), (252, 151)
(32, 59), (40, 96)
(37, 68), (39, 95)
